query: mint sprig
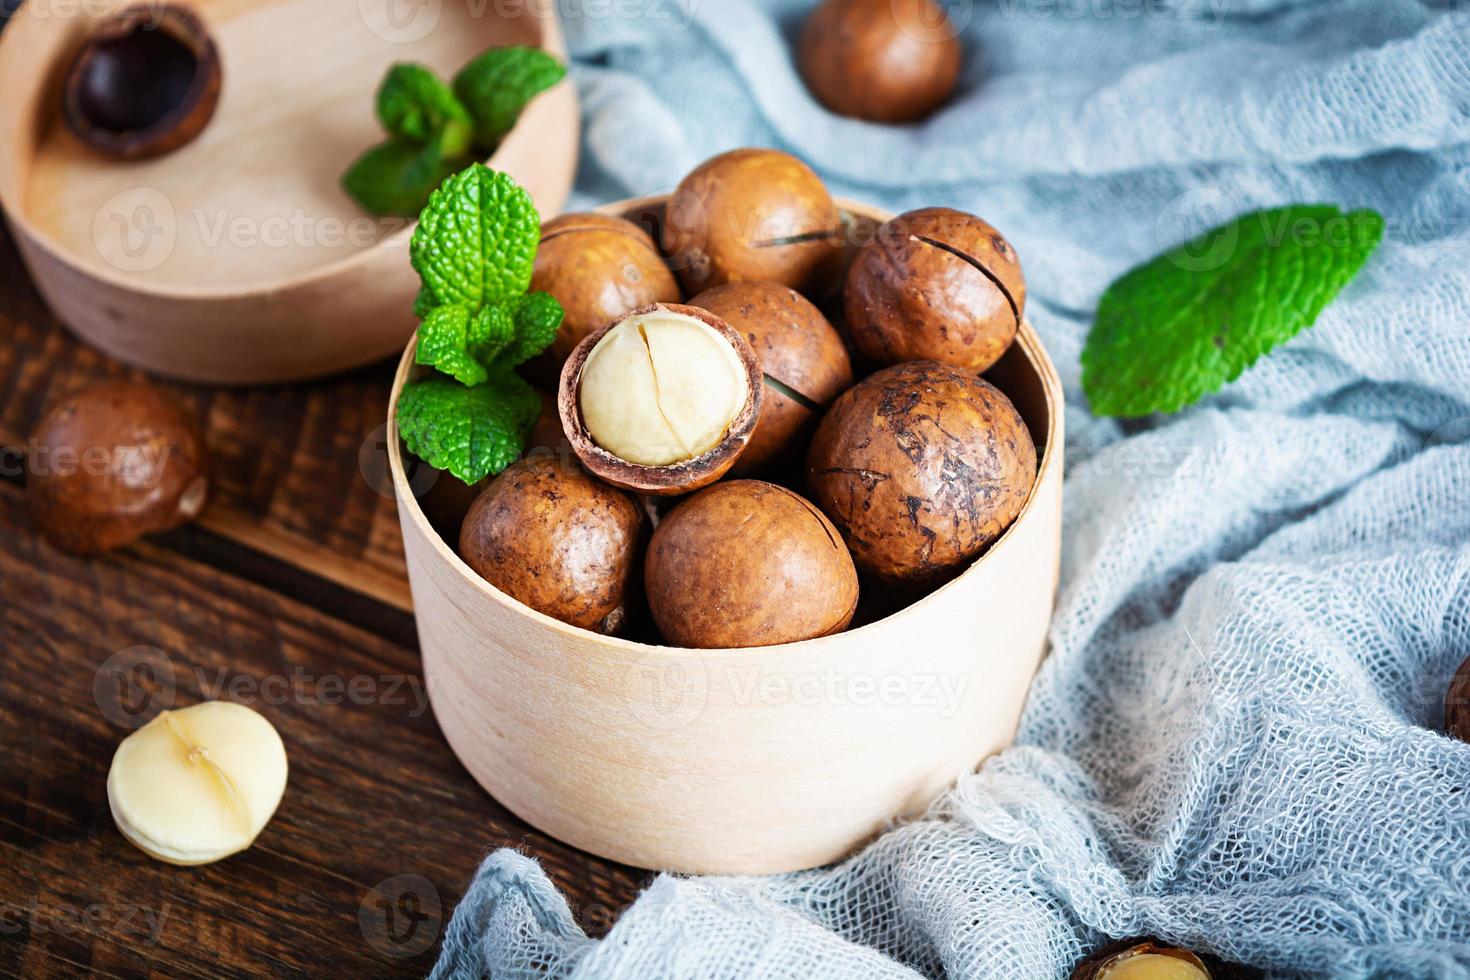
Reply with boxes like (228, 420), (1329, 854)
(343, 47), (565, 217)
(395, 165), (564, 485)
(1082, 204), (1384, 417)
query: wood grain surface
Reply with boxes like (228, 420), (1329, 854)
(0, 218), (646, 975)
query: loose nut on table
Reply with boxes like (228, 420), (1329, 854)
(558, 303), (764, 496)
(26, 381), (209, 555)
(107, 701), (288, 866)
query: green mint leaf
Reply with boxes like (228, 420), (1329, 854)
(492, 291), (564, 369)
(410, 164), (540, 314)
(396, 373), (540, 484)
(452, 46), (566, 146)
(341, 137), (463, 217)
(414, 304), (503, 386)
(1082, 205), (1384, 417)
(377, 63), (473, 147)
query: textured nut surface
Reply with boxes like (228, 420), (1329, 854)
(531, 213), (682, 365)
(27, 381), (209, 555)
(646, 480), (858, 648)
(690, 281), (854, 474)
(845, 207), (1025, 372)
(1072, 940), (1213, 980)
(559, 303), (764, 496)
(663, 148), (843, 295)
(62, 4), (222, 159)
(459, 455), (644, 635)
(1446, 653), (1470, 743)
(107, 701), (288, 866)
(807, 360), (1036, 587)
(799, 0), (961, 123)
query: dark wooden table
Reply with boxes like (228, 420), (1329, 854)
(0, 212), (648, 976)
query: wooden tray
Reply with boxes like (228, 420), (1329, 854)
(389, 196), (1066, 875)
(0, 0), (578, 383)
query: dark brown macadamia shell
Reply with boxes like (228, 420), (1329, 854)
(845, 207), (1025, 372)
(645, 480), (858, 648)
(662, 148), (843, 295)
(531, 213), (682, 365)
(62, 4), (222, 159)
(459, 455), (644, 635)
(1446, 653), (1470, 744)
(799, 0), (962, 124)
(807, 360), (1036, 587)
(557, 303), (764, 497)
(26, 381), (208, 555)
(689, 281), (854, 475)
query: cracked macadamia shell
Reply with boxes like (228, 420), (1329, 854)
(646, 480), (859, 648)
(690, 281), (854, 475)
(807, 360), (1036, 587)
(26, 381), (208, 555)
(799, 0), (962, 123)
(559, 303), (764, 496)
(459, 455), (644, 635)
(662, 148), (843, 295)
(531, 213), (682, 366)
(845, 207), (1025, 372)
(1070, 939), (1215, 980)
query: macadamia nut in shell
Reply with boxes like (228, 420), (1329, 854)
(663, 148), (843, 295)
(459, 455), (644, 635)
(808, 360), (1036, 587)
(846, 207), (1025, 372)
(646, 480), (858, 648)
(690, 281), (854, 474)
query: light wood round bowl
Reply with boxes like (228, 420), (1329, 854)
(0, 0), (578, 383)
(389, 196), (1065, 875)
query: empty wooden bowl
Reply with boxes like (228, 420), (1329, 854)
(0, 0), (578, 383)
(388, 197), (1065, 875)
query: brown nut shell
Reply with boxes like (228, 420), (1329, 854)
(689, 281), (854, 475)
(1070, 940), (1217, 975)
(531, 213), (682, 366)
(26, 381), (209, 555)
(663, 148), (843, 295)
(1446, 653), (1470, 743)
(62, 4), (222, 160)
(646, 480), (858, 648)
(807, 360), (1036, 587)
(558, 303), (764, 496)
(459, 455), (644, 635)
(846, 207), (1025, 372)
(799, 0), (962, 124)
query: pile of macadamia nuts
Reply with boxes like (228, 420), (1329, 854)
(450, 146), (1037, 649)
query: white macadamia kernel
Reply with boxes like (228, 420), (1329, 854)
(579, 310), (749, 466)
(106, 700), (288, 865)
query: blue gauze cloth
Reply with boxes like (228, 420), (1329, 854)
(431, 2), (1470, 977)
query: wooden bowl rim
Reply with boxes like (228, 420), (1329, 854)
(389, 195), (1065, 658)
(0, 0), (569, 301)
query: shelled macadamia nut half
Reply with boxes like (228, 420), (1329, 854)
(558, 303), (763, 496)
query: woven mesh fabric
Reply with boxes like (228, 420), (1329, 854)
(430, 1), (1470, 976)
